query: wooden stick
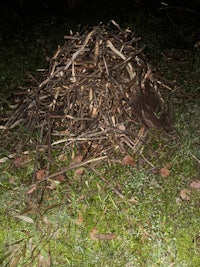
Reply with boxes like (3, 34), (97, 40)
(36, 156), (107, 182)
(90, 166), (125, 199)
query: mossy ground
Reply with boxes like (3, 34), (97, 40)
(0, 8), (200, 267)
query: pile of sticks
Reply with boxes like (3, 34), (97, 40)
(4, 21), (173, 158)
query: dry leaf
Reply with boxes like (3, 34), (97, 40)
(25, 199), (38, 210)
(159, 167), (170, 178)
(90, 228), (116, 241)
(54, 174), (65, 182)
(70, 155), (83, 166)
(75, 213), (83, 225)
(190, 180), (200, 189)
(129, 197), (138, 204)
(95, 233), (117, 240)
(14, 215), (34, 224)
(122, 155), (136, 167)
(180, 189), (191, 201)
(90, 228), (99, 240)
(74, 168), (84, 177)
(46, 183), (56, 190)
(13, 155), (31, 168)
(36, 169), (47, 180)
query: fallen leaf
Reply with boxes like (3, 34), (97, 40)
(129, 197), (138, 204)
(180, 189), (191, 201)
(70, 155), (83, 166)
(36, 169), (47, 180)
(190, 180), (200, 189)
(90, 228), (116, 241)
(14, 215), (34, 224)
(46, 185), (56, 190)
(75, 213), (83, 226)
(159, 167), (170, 178)
(13, 155), (31, 168)
(122, 155), (136, 167)
(90, 228), (98, 240)
(54, 174), (65, 182)
(74, 168), (84, 177)
(25, 199), (38, 210)
(95, 233), (117, 240)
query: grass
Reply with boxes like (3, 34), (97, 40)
(0, 7), (200, 267)
(1, 125), (199, 266)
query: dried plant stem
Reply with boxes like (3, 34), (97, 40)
(38, 156), (107, 182)
(90, 167), (125, 199)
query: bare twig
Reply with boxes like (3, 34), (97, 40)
(90, 166), (125, 199)
(37, 156), (107, 182)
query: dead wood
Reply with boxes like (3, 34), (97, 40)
(2, 21), (174, 164)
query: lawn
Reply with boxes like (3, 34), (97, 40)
(0, 6), (200, 267)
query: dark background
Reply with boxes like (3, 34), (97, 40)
(0, 0), (199, 93)
(1, 0), (200, 14)
(1, 0), (200, 43)
(1, 0), (199, 41)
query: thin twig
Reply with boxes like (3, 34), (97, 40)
(89, 166), (125, 199)
(189, 151), (200, 164)
(37, 156), (108, 182)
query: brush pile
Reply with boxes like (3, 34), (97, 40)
(3, 21), (173, 159)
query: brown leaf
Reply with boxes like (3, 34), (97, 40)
(54, 174), (65, 182)
(129, 197), (139, 204)
(180, 189), (191, 201)
(158, 167), (170, 178)
(74, 167), (84, 177)
(70, 155), (83, 166)
(14, 215), (34, 224)
(75, 213), (83, 226)
(95, 233), (117, 240)
(90, 228), (116, 241)
(190, 180), (200, 189)
(121, 155), (136, 167)
(36, 169), (47, 180)
(46, 183), (56, 190)
(90, 228), (99, 240)
(13, 155), (31, 168)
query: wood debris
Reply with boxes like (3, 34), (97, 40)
(3, 21), (174, 159)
